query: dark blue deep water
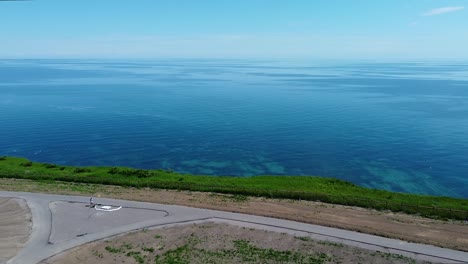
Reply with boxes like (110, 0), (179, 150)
(1, 59), (467, 198)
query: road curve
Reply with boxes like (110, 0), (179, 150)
(1, 191), (467, 264)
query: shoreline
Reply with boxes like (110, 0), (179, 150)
(1, 156), (467, 220)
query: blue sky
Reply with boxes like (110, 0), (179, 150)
(0, 0), (467, 60)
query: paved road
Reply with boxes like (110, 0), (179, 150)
(1, 191), (467, 264)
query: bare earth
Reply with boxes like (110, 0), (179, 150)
(1, 178), (467, 254)
(42, 222), (430, 264)
(0, 197), (32, 264)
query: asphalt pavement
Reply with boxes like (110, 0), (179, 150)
(1, 191), (467, 264)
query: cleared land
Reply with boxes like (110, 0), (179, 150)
(0, 197), (32, 264)
(41, 222), (429, 264)
(1, 178), (467, 252)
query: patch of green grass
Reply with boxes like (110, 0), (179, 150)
(109, 167), (152, 178)
(73, 168), (92, 173)
(122, 242), (133, 250)
(43, 163), (57, 169)
(107, 233), (417, 264)
(20, 161), (32, 167)
(230, 194), (249, 202)
(232, 240), (331, 263)
(0, 156), (467, 219)
(156, 244), (190, 264)
(125, 251), (145, 264)
(371, 251), (416, 264)
(318, 240), (344, 248)
(167, 240), (331, 264)
(142, 246), (154, 253)
(104, 246), (122, 254)
(296, 236), (311, 241)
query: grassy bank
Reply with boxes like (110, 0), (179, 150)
(1, 156), (467, 219)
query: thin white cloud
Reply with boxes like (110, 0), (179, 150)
(423, 6), (464, 16)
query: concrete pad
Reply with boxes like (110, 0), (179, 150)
(49, 201), (167, 244)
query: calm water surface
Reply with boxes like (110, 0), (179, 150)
(1, 59), (467, 198)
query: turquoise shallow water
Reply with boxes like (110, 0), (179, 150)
(1, 59), (467, 198)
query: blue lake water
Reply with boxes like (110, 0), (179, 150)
(1, 59), (467, 198)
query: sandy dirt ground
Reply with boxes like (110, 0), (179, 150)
(0, 197), (32, 264)
(42, 222), (430, 264)
(1, 178), (467, 252)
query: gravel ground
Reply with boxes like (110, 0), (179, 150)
(0, 198), (31, 264)
(42, 222), (431, 264)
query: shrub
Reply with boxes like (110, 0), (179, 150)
(105, 246), (122, 254)
(107, 167), (151, 178)
(73, 168), (91, 173)
(108, 167), (119, 174)
(20, 161), (33, 167)
(142, 247), (154, 253)
(0, 156), (7, 161)
(44, 163), (57, 169)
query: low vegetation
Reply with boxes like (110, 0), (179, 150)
(72, 223), (422, 264)
(0, 156), (467, 219)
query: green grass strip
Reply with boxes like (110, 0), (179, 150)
(0, 156), (467, 220)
